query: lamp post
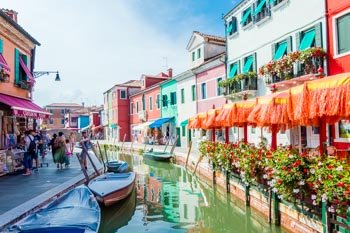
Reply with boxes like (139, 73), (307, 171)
(33, 71), (61, 81)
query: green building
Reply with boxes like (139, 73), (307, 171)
(160, 79), (180, 146)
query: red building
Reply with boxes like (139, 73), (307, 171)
(129, 70), (171, 143)
(326, 0), (350, 150)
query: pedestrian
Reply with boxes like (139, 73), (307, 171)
(23, 130), (36, 176)
(48, 133), (57, 163)
(65, 139), (72, 167)
(54, 132), (66, 169)
(79, 131), (90, 170)
(32, 131), (41, 170)
(68, 132), (76, 154)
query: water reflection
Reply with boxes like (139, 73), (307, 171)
(99, 152), (285, 233)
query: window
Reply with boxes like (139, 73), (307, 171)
(130, 102), (134, 114)
(217, 78), (223, 96)
(339, 120), (350, 139)
(61, 119), (65, 125)
(251, 127), (256, 134)
(181, 88), (185, 104)
(254, 0), (269, 22)
(233, 127), (237, 133)
(156, 94), (160, 109)
(201, 83), (207, 99)
(240, 7), (252, 27)
(227, 17), (238, 36)
(273, 41), (288, 60)
(242, 55), (254, 73)
(228, 62), (239, 78)
(197, 48), (201, 59)
(182, 125), (186, 137)
(149, 96), (153, 111)
(312, 127), (320, 135)
(298, 28), (316, 50)
(170, 92), (177, 105)
(142, 94), (146, 111)
(50, 119), (53, 125)
(270, 0), (286, 7)
(162, 95), (168, 107)
(136, 102), (139, 113)
(336, 13), (350, 55)
(120, 90), (127, 99)
(61, 109), (65, 114)
(14, 49), (29, 88)
(192, 51), (195, 61)
(191, 85), (196, 101)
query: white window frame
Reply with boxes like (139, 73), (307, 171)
(120, 90), (127, 99)
(201, 82), (207, 99)
(149, 96), (153, 111)
(156, 94), (160, 109)
(333, 8), (350, 59)
(216, 77), (223, 96)
(334, 121), (350, 143)
(130, 102), (134, 115)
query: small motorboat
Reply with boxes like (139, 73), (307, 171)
(106, 160), (128, 173)
(13, 185), (100, 233)
(88, 172), (136, 207)
(143, 151), (172, 162)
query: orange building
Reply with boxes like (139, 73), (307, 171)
(0, 9), (49, 149)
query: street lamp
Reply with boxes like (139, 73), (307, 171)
(33, 71), (61, 81)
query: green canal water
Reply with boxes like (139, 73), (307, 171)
(99, 152), (287, 233)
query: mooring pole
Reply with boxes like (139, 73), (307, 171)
(76, 153), (90, 183)
(185, 141), (193, 168)
(121, 134), (127, 151)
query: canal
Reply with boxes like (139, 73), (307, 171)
(99, 152), (287, 233)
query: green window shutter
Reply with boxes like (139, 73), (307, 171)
(252, 53), (257, 72)
(237, 60), (241, 74)
(192, 52), (195, 61)
(273, 42), (287, 60)
(337, 13), (350, 54)
(181, 89), (185, 104)
(296, 32), (301, 51)
(240, 8), (252, 25)
(14, 48), (20, 84)
(254, 0), (267, 16)
(243, 56), (254, 73)
(271, 43), (276, 59)
(227, 21), (233, 35)
(0, 39), (3, 53)
(299, 29), (316, 50)
(287, 36), (293, 53)
(21, 54), (28, 81)
(197, 48), (201, 59)
(314, 22), (323, 48)
(229, 63), (238, 78)
(182, 125), (186, 137)
(191, 85), (196, 101)
(232, 17), (237, 33)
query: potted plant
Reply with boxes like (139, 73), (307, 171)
(0, 68), (10, 82)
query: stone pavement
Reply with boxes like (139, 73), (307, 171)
(0, 148), (102, 230)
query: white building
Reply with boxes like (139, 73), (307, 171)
(224, 0), (327, 148)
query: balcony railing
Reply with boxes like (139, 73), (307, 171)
(259, 47), (326, 85)
(220, 72), (258, 100)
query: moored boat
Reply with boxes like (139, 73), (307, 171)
(88, 172), (136, 207)
(13, 185), (100, 233)
(106, 160), (128, 173)
(143, 151), (172, 162)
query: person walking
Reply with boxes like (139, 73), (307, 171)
(68, 132), (76, 155)
(23, 130), (36, 176)
(64, 138), (72, 167)
(49, 134), (57, 163)
(54, 132), (66, 169)
(79, 131), (90, 170)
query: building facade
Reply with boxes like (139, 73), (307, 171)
(326, 0), (350, 149)
(44, 103), (82, 129)
(224, 0), (327, 148)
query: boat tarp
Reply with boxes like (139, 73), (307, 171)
(14, 185), (100, 233)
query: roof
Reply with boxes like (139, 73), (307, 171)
(45, 103), (82, 108)
(193, 31), (226, 44)
(129, 80), (166, 98)
(119, 80), (142, 87)
(0, 9), (40, 46)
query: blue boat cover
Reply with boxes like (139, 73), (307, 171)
(14, 185), (100, 233)
(149, 117), (174, 128)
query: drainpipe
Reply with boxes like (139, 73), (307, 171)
(324, 0), (329, 75)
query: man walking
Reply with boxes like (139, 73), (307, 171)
(23, 130), (36, 176)
(80, 131), (90, 170)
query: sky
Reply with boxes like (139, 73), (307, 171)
(1, 0), (240, 107)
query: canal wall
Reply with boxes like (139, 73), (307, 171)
(103, 141), (324, 233)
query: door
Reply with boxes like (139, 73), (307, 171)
(176, 127), (181, 146)
(188, 129), (192, 145)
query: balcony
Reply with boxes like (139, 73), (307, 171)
(220, 72), (258, 101)
(259, 47), (326, 89)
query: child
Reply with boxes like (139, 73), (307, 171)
(65, 139), (72, 167)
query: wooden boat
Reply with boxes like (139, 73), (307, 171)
(88, 172), (136, 206)
(143, 151), (172, 161)
(106, 160), (128, 173)
(13, 185), (100, 233)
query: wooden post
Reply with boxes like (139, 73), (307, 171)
(121, 134), (127, 151)
(245, 185), (250, 206)
(268, 190), (272, 224)
(212, 163), (216, 185)
(243, 123), (248, 143)
(75, 153), (90, 183)
(322, 201), (329, 233)
(226, 170), (230, 193)
(84, 149), (100, 176)
(170, 135), (178, 156)
(96, 141), (106, 172)
(193, 155), (203, 175)
(212, 128), (216, 142)
(271, 124), (277, 151)
(319, 117), (327, 155)
(273, 192), (280, 225)
(185, 141), (192, 168)
(225, 127), (229, 143)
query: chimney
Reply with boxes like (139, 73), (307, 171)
(1, 9), (18, 23)
(167, 68), (173, 78)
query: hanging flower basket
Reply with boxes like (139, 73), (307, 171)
(0, 68), (10, 82)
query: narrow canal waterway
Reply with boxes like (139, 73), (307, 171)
(99, 152), (287, 233)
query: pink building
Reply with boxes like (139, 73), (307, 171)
(130, 70), (171, 143)
(195, 54), (226, 113)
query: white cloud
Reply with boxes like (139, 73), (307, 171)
(1, 0), (194, 106)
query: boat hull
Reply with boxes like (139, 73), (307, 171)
(143, 152), (172, 162)
(106, 161), (128, 173)
(97, 181), (135, 206)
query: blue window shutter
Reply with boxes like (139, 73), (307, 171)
(232, 17), (237, 33)
(299, 29), (316, 50)
(0, 39), (3, 53)
(14, 48), (20, 84)
(273, 42), (287, 60)
(254, 0), (267, 16)
(270, 0), (276, 5)
(315, 22), (323, 47)
(287, 36), (293, 53)
(240, 8), (252, 25)
(227, 21), (233, 35)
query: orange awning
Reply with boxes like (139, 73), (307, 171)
(216, 103), (235, 127)
(203, 108), (221, 129)
(189, 112), (207, 129)
(248, 90), (292, 129)
(232, 100), (256, 126)
(290, 73), (350, 126)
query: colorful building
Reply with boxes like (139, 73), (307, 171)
(0, 9), (50, 149)
(45, 103), (82, 129)
(224, 0), (327, 148)
(130, 70), (171, 143)
(326, 0), (350, 149)
(103, 80), (141, 142)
